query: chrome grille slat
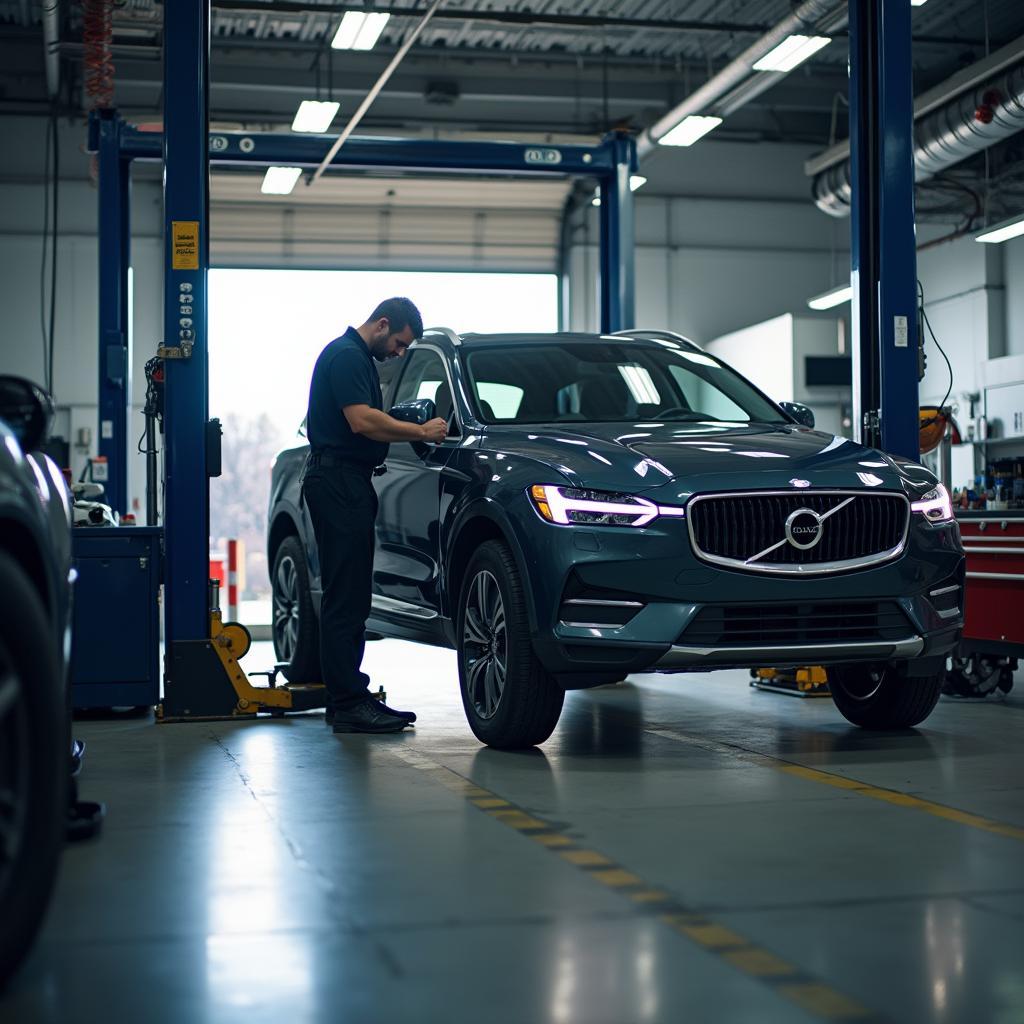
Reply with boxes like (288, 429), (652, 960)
(686, 490), (910, 576)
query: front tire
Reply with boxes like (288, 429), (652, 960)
(830, 660), (944, 729)
(457, 541), (564, 749)
(0, 551), (68, 988)
(271, 536), (320, 683)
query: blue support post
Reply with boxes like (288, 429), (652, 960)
(597, 132), (637, 333)
(849, 0), (920, 461)
(162, 0), (211, 649)
(95, 111), (132, 513)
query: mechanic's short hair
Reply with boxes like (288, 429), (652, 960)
(366, 297), (424, 340)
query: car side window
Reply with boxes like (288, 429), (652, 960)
(393, 350), (459, 435)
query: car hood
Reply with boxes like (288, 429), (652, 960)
(486, 421), (936, 500)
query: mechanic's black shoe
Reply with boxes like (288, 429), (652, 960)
(331, 698), (411, 734)
(326, 700), (417, 724)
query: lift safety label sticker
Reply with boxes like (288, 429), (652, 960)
(894, 315), (908, 348)
(172, 221), (200, 270)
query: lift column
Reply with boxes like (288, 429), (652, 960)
(95, 111), (132, 513)
(598, 132), (637, 333)
(848, 0), (920, 460)
(162, 0), (212, 655)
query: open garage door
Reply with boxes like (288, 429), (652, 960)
(210, 173), (570, 272)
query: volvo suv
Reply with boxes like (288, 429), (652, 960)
(268, 329), (964, 748)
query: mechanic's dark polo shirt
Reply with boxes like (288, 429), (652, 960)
(306, 326), (388, 468)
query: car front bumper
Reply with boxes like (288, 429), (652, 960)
(513, 504), (965, 678)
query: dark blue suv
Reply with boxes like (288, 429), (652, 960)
(268, 329), (964, 748)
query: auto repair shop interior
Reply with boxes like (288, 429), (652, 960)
(2, 1), (1024, 1021)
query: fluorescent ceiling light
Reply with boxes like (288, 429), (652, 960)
(910, 0), (929, 6)
(807, 284), (852, 310)
(975, 213), (1024, 244)
(658, 115), (723, 147)
(591, 175), (648, 205)
(291, 100), (340, 134)
(261, 167), (303, 195)
(332, 11), (390, 50)
(752, 35), (832, 73)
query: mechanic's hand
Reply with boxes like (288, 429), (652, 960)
(420, 417), (448, 443)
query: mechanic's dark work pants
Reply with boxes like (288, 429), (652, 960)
(301, 464), (377, 711)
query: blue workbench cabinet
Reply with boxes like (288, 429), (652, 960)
(71, 526), (162, 709)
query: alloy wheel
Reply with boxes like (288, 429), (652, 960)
(463, 570), (508, 719)
(273, 554), (300, 663)
(0, 637), (28, 896)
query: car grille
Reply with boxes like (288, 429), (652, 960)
(687, 491), (909, 574)
(679, 601), (911, 647)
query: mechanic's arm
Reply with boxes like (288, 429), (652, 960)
(344, 404), (448, 443)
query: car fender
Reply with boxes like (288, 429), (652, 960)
(443, 496), (539, 633)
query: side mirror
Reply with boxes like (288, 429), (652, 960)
(389, 398), (436, 425)
(0, 376), (54, 453)
(780, 401), (815, 428)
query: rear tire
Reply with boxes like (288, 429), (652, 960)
(457, 541), (564, 749)
(271, 536), (320, 683)
(830, 660), (943, 729)
(0, 551), (68, 989)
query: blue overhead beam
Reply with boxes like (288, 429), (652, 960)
(849, 0), (920, 461)
(118, 128), (623, 178)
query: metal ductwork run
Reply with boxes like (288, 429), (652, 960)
(812, 59), (1024, 217)
(637, 0), (846, 159)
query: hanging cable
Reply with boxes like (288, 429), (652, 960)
(917, 280), (953, 415)
(39, 104), (52, 388)
(47, 105), (59, 397)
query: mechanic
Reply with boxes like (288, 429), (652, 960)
(302, 297), (447, 734)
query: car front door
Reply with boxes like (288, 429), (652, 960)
(372, 346), (459, 620)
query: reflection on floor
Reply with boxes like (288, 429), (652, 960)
(4, 639), (1024, 1023)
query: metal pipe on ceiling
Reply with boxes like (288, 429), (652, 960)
(308, 0), (444, 185)
(812, 60), (1024, 216)
(637, 0), (846, 159)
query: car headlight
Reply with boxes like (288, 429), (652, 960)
(911, 483), (953, 523)
(529, 485), (685, 528)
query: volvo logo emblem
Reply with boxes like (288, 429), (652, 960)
(784, 508), (824, 550)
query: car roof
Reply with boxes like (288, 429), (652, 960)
(420, 328), (705, 352)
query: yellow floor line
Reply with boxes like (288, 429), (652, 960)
(646, 727), (1024, 843)
(387, 744), (880, 1023)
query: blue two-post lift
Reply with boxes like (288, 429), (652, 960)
(90, 0), (638, 718)
(90, 0), (920, 720)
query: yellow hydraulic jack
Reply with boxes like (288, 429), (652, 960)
(750, 666), (830, 698)
(157, 579), (327, 722)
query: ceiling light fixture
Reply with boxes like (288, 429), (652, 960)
(261, 167), (303, 195)
(752, 35), (832, 73)
(332, 11), (390, 51)
(291, 99), (340, 133)
(658, 115), (723, 147)
(975, 213), (1024, 244)
(592, 175), (648, 205)
(807, 284), (853, 310)
(910, 0), (929, 6)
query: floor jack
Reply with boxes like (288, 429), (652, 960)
(750, 666), (831, 697)
(158, 580), (328, 722)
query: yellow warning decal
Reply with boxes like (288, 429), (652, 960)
(171, 221), (200, 270)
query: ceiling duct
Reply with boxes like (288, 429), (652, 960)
(637, 0), (846, 159)
(811, 51), (1024, 217)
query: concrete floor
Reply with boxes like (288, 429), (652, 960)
(3, 640), (1024, 1024)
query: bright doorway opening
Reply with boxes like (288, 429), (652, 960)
(208, 268), (559, 625)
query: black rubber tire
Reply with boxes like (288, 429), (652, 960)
(272, 536), (320, 684)
(830, 661), (944, 729)
(457, 541), (564, 749)
(0, 550), (68, 989)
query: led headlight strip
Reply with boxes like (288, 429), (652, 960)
(910, 483), (953, 523)
(529, 485), (686, 527)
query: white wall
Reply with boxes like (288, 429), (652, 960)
(0, 115), (163, 516)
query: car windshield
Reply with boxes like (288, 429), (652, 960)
(465, 341), (788, 425)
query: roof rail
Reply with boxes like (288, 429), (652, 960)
(611, 328), (704, 352)
(421, 326), (462, 347)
